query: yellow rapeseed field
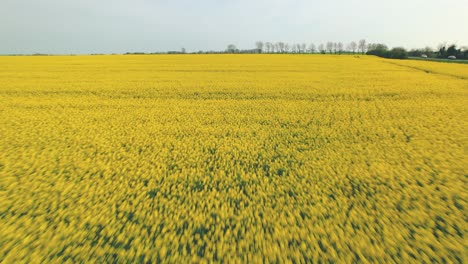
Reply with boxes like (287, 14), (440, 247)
(0, 55), (467, 263)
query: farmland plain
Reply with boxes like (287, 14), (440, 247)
(0, 55), (467, 262)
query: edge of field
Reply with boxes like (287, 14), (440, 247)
(408, 57), (468, 65)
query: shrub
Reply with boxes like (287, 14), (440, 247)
(367, 44), (408, 59)
(388, 47), (408, 59)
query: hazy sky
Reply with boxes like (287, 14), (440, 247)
(1, 0), (467, 54)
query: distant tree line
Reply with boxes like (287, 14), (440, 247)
(230, 40), (408, 60)
(407, 44), (468, 60)
(366, 43), (468, 60)
(223, 40), (368, 55)
(120, 40), (467, 60)
(248, 40), (466, 60)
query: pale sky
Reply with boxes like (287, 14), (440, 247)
(1, 0), (467, 54)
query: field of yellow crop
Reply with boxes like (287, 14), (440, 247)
(0, 55), (466, 263)
(383, 59), (468, 80)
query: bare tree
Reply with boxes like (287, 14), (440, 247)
(255, 41), (264, 53)
(318, 43), (325, 53)
(333, 43), (338, 54)
(265, 42), (272, 53)
(348, 41), (357, 53)
(358, 39), (367, 54)
(292, 44), (301, 53)
(301, 43), (307, 53)
(423, 46), (433, 53)
(272, 43), (278, 53)
(337, 42), (344, 54)
(226, 44), (237, 53)
(308, 43), (316, 53)
(437, 42), (447, 51)
(284, 43), (290, 53)
(326, 42), (334, 54)
(278, 42), (285, 53)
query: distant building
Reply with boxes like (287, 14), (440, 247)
(448, 55), (456, 60)
(421, 54), (428, 58)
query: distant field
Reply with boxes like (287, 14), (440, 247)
(1, 55), (466, 263)
(409, 56), (468, 65)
